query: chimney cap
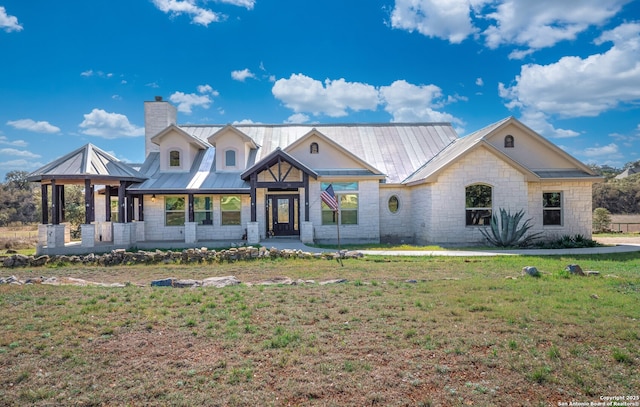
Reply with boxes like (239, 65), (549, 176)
(154, 96), (163, 102)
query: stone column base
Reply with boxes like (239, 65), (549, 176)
(185, 222), (197, 244)
(300, 221), (314, 244)
(246, 222), (260, 245)
(46, 224), (66, 248)
(81, 224), (96, 248)
(113, 223), (133, 246)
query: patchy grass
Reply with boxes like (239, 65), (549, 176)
(0, 253), (639, 406)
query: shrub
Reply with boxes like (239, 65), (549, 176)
(479, 208), (541, 248)
(536, 234), (600, 249)
(592, 208), (612, 233)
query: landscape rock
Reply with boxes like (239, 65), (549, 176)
(201, 276), (241, 288)
(565, 264), (585, 276)
(151, 278), (175, 287)
(319, 278), (348, 285)
(522, 266), (540, 277)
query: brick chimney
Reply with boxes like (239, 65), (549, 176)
(144, 96), (177, 158)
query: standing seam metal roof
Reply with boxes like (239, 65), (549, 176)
(179, 123), (458, 184)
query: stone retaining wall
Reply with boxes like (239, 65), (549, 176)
(1, 247), (361, 268)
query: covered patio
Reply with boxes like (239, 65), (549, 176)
(27, 144), (147, 255)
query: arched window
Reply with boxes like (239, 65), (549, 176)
(465, 184), (492, 226)
(169, 150), (180, 167)
(225, 149), (236, 167)
(310, 142), (319, 154)
(504, 135), (514, 148)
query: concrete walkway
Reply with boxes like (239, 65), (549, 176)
(262, 238), (640, 256)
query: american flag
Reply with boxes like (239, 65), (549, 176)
(321, 184), (339, 211)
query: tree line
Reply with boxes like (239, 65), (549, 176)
(1, 164), (639, 228)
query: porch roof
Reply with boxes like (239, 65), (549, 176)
(27, 143), (146, 184)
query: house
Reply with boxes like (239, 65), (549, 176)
(28, 97), (602, 255)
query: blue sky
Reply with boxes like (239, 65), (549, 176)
(1, 0), (639, 181)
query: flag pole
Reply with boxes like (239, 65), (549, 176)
(336, 208), (343, 267)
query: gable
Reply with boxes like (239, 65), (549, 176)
(154, 128), (206, 172)
(484, 121), (589, 172)
(207, 126), (258, 171)
(285, 130), (384, 177)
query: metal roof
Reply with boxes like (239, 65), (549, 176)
(128, 151), (250, 193)
(180, 123), (458, 184)
(27, 143), (146, 183)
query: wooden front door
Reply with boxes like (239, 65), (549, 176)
(267, 195), (299, 236)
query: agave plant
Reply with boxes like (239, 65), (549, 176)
(479, 208), (542, 248)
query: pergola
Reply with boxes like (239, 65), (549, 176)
(27, 144), (146, 251)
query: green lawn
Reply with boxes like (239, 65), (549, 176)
(1, 253), (639, 406)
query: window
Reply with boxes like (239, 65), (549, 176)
(465, 184), (492, 226)
(169, 150), (181, 167)
(221, 195), (241, 225)
(388, 195), (399, 214)
(194, 196), (213, 225)
(225, 149), (236, 167)
(321, 182), (358, 225)
(165, 196), (185, 226)
(310, 142), (319, 154)
(543, 192), (562, 225)
(504, 135), (514, 148)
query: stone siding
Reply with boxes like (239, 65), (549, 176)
(379, 187), (414, 243)
(311, 180), (380, 243)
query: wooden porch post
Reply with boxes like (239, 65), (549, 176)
(84, 179), (92, 224)
(188, 193), (194, 222)
(250, 173), (257, 222)
(303, 173), (310, 222)
(105, 185), (111, 222)
(41, 183), (49, 224)
(118, 181), (126, 223)
(51, 180), (59, 225)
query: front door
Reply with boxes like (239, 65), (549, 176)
(267, 195), (299, 236)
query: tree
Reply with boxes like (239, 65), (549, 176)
(593, 208), (612, 233)
(0, 171), (38, 226)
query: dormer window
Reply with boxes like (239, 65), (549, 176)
(225, 149), (236, 167)
(504, 135), (514, 148)
(310, 142), (319, 154)
(169, 150), (181, 167)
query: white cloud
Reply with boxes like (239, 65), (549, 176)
(0, 136), (28, 147)
(272, 74), (379, 117)
(0, 6), (22, 33)
(169, 91), (212, 114)
(231, 69), (256, 82)
(581, 143), (621, 158)
(79, 109), (144, 138)
(389, 0), (481, 43)
(0, 159), (43, 170)
(219, 0), (255, 9)
(518, 109), (580, 139)
(379, 80), (462, 124)
(500, 22), (640, 118)
(80, 70), (113, 78)
(0, 148), (40, 158)
(483, 0), (629, 56)
(7, 119), (61, 134)
(285, 113), (310, 124)
(475, 77), (484, 86)
(389, 0), (631, 56)
(151, 0), (221, 26)
(197, 84), (219, 95)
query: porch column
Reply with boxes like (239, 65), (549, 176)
(51, 180), (59, 225)
(303, 173), (310, 221)
(84, 179), (93, 224)
(250, 173), (257, 222)
(41, 184), (48, 224)
(188, 193), (194, 222)
(118, 181), (126, 223)
(138, 195), (144, 221)
(105, 186), (111, 221)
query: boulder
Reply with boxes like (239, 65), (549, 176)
(151, 278), (175, 287)
(565, 264), (585, 276)
(201, 276), (241, 288)
(522, 266), (540, 277)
